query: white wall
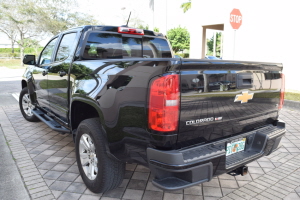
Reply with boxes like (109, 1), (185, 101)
(190, 0), (300, 91)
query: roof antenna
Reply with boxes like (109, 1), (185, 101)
(126, 12), (131, 27)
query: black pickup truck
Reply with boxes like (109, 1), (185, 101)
(20, 25), (286, 193)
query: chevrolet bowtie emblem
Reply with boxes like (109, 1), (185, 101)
(234, 91), (254, 103)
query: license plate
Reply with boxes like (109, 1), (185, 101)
(226, 138), (246, 156)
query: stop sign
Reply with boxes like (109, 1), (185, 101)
(230, 9), (242, 29)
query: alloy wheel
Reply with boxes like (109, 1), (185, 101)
(79, 133), (98, 180)
(22, 94), (34, 116)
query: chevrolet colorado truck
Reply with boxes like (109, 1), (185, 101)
(20, 25), (286, 193)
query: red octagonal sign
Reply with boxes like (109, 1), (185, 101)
(230, 9), (242, 30)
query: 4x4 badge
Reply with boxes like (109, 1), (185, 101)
(234, 91), (254, 103)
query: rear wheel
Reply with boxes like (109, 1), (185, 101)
(75, 118), (125, 193)
(19, 87), (39, 122)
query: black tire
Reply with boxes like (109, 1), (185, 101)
(19, 87), (39, 122)
(75, 118), (125, 193)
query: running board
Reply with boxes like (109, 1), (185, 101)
(32, 109), (70, 133)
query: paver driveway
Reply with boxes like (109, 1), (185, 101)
(0, 103), (300, 200)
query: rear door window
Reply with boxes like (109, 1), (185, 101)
(55, 32), (77, 61)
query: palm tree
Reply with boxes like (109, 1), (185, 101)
(181, 0), (191, 13)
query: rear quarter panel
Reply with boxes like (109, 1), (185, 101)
(70, 58), (180, 164)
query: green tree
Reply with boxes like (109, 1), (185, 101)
(0, 0), (100, 65)
(207, 32), (222, 57)
(0, 18), (17, 53)
(167, 26), (190, 53)
(153, 27), (160, 32)
(36, 7), (99, 35)
(181, 0), (191, 13)
(22, 38), (41, 55)
(137, 24), (149, 30)
(0, 0), (41, 66)
(126, 16), (147, 29)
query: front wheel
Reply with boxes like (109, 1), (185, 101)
(75, 118), (125, 193)
(19, 87), (39, 122)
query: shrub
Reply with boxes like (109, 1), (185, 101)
(0, 47), (43, 54)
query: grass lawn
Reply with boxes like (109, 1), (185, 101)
(285, 92), (300, 102)
(0, 59), (23, 69)
(55, 93), (68, 99)
(39, 80), (68, 89)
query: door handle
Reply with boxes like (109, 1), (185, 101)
(59, 71), (67, 77)
(42, 71), (48, 76)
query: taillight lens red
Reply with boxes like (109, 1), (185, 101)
(118, 27), (144, 35)
(148, 74), (179, 132)
(279, 73), (285, 110)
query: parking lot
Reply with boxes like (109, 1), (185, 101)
(0, 68), (300, 200)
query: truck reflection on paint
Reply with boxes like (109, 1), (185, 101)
(181, 71), (281, 94)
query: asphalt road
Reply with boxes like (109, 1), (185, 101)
(0, 80), (20, 106)
(0, 67), (23, 106)
(0, 80), (21, 93)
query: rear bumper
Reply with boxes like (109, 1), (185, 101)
(147, 121), (286, 191)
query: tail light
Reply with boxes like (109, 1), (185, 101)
(148, 74), (179, 132)
(118, 27), (144, 35)
(279, 73), (285, 110)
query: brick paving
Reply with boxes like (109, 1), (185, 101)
(0, 103), (300, 199)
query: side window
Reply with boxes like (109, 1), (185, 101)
(55, 33), (77, 61)
(39, 38), (58, 65)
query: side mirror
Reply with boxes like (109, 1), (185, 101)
(23, 55), (36, 65)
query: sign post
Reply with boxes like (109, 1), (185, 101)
(230, 9), (242, 59)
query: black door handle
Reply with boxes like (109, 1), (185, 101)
(59, 71), (67, 77)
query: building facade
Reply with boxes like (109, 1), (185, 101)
(189, 0), (298, 91)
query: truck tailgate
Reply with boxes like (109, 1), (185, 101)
(178, 59), (283, 148)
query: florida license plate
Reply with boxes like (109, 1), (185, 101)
(226, 138), (246, 156)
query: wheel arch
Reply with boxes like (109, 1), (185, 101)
(21, 80), (27, 89)
(70, 98), (104, 132)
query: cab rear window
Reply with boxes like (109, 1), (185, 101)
(82, 32), (171, 59)
(143, 37), (172, 58)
